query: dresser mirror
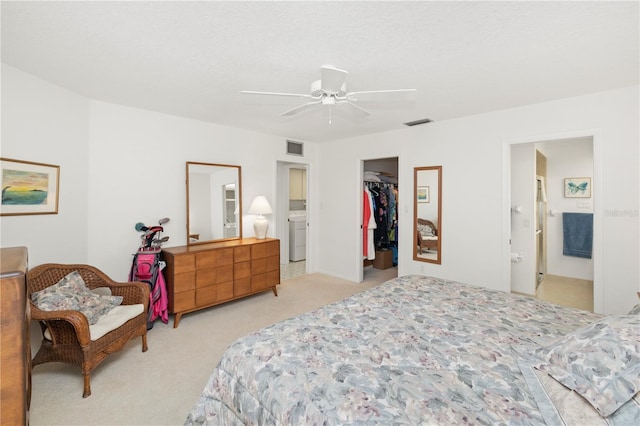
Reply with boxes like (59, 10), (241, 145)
(414, 166), (442, 264)
(186, 162), (242, 245)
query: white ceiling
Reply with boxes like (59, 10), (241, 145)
(2, 1), (638, 143)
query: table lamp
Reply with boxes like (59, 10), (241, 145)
(248, 195), (272, 239)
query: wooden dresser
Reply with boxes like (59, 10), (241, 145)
(162, 238), (280, 328)
(0, 246), (30, 425)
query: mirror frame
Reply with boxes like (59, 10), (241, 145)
(186, 161), (242, 245)
(413, 165), (442, 264)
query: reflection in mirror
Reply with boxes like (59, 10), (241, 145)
(414, 166), (442, 264)
(187, 162), (242, 245)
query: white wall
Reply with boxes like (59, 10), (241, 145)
(86, 101), (305, 278)
(510, 144), (536, 294)
(539, 138), (594, 280)
(316, 86), (639, 314)
(1, 64), (90, 266)
(189, 172), (212, 241)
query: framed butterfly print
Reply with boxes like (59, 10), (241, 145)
(564, 177), (591, 198)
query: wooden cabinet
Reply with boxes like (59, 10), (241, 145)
(289, 168), (307, 200)
(162, 238), (280, 328)
(1, 246), (30, 425)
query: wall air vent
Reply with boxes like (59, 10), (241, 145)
(403, 118), (433, 127)
(286, 140), (304, 156)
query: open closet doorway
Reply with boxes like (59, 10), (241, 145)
(510, 136), (595, 312)
(276, 161), (309, 281)
(362, 157), (399, 282)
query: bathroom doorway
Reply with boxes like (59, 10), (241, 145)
(510, 136), (595, 311)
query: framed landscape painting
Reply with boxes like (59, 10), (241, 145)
(417, 186), (430, 203)
(1, 158), (60, 216)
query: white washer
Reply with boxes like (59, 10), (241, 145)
(289, 216), (306, 261)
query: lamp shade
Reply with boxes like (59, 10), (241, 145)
(248, 195), (272, 215)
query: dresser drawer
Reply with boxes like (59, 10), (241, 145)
(173, 290), (195, 312)
(267, 255), (279, 272)
(251, 273), (268, 291)
(197, 248), (234, 268)
(216, 264), (233, 283)
(173, 271), (196, 292)
(251, 258), (267, 275)
(251, 243), (268, 259)
(174, 254), (196, 274)
(216, 248), (234, 266)
(197, 265), (233, 288)
(196, 252), (217, 269)
(196, 286), (217, 306)
(267, 270), (280, 286)
(267, 240), (279, 257)
(196, 281), (233, 305)
(234, 246), (251, 262)
(217, 281), (234, 301)
(234, 277), (251, 295)
(234, 261), (250, 279)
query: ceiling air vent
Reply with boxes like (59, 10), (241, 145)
(403, 118), (433, 127)
(286, 140), (304, 156)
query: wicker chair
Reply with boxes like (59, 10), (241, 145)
(27, 264), (149, 397)
(417, 218), (439, 253)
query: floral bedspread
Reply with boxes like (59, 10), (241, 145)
(185, 275), (600, 425)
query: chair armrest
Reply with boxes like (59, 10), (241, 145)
(109, 281), (149, 311)
(30, 302), (92, 346)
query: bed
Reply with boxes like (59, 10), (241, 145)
(186, 275), (640, 425)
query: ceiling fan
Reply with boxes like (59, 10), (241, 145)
(240, 65), (417, 120)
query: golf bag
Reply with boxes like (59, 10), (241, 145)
(129, 251), (168, 329)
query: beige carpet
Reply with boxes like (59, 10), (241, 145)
(28, 267), (397, 425)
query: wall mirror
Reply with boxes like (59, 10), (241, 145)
(414, 166), (442, 264)
(186, 162), (242, 245)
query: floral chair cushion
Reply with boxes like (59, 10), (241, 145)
(32, 270), (123, 325)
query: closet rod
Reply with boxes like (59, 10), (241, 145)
(364, 181), (396, 188)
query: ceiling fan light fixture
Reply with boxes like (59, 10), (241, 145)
(241, 66), (417, 119)
(311, 80), (346, 97)
(322, 97), (336, 106)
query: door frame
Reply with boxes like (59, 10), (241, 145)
(358, 156), (400, 282)
(503, 129), (603, 313)
(276, 160), (310, 272)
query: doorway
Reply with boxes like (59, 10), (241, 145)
(362, 157), (399, 281)
(509, 136), (595, 311)
(276, 161), (309, 281)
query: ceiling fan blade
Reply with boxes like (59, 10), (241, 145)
(320, 65), (348, 94)
(336, 100), (371, 116)
(241, 90), (312, 99)
(346, 89), (417, 102)
(280, 100), (323, 117)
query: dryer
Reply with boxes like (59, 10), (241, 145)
(289, 216), (306, 261)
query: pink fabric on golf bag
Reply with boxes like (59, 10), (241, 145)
(129, 252), (168, 328)
(151, 271), (168, 324)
